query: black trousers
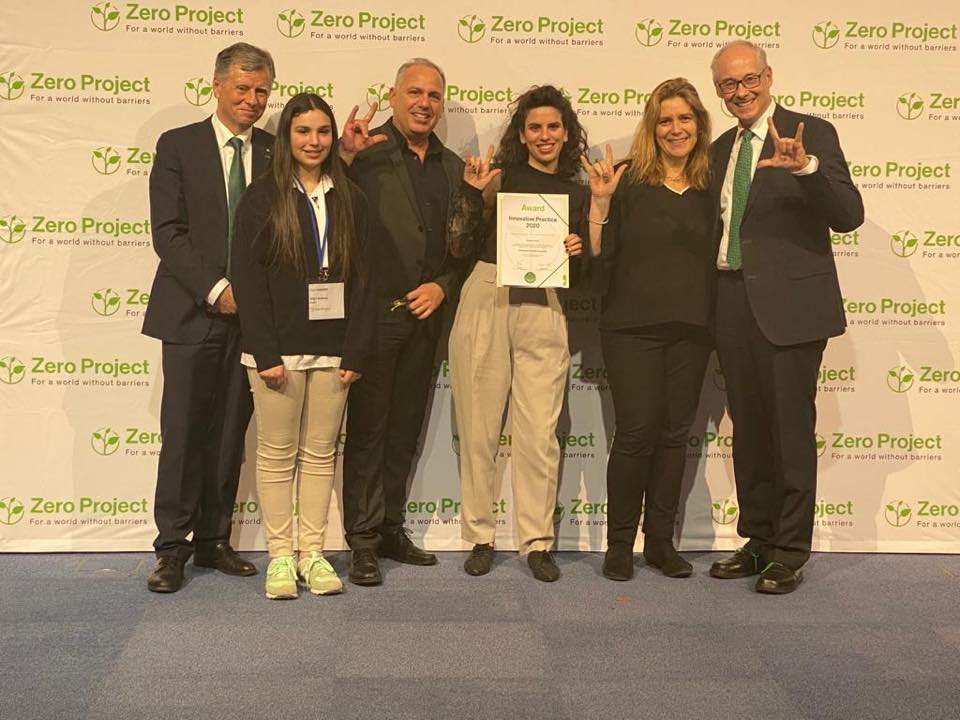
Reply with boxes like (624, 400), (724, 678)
(714, 272), (825, 570)
(601, 324), (711, 546)
(153, 317), (253, 560)
(342, 308), (441, 549)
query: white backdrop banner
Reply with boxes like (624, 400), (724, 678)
(1, 1), (958, 552)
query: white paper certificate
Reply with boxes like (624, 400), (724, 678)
(496, 192), (569, 288)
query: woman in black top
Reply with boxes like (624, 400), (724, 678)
(231, 93), (375, 599)
(583, 78), (714, 581)
(448, 85), (593, 582)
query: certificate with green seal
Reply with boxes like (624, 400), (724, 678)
(496, 192), (569, 288)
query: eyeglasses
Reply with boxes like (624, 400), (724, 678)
(715, 72), (765, 95)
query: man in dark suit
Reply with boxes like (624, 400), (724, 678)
(142, 43), (275, 593)
(337, 59), (466, 586)
(707, 41), (864, 594)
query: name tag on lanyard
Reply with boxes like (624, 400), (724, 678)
(296, 176), (345, 320)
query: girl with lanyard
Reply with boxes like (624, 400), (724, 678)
(231, 93), (375, 599)
(447, 85), (593, 582)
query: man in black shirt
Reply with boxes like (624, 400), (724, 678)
(338, 58), (465, 585)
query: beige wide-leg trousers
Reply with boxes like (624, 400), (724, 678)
(247, 367), (348, 557)
(449, 261), (570, 554)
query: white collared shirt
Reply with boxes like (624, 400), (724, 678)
(716, 102), (818, 269)
(207, 113), (254, 304)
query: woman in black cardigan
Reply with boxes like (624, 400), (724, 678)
(583, 78), (715, 581)
(231, 93), (375, 599)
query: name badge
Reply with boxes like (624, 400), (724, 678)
(307, 279), (345, 320)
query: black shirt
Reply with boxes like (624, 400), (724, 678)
(599, 180), (714, 331)
(387, 120), (449, 280)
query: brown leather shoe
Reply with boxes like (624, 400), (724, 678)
(527, 551), (560, 582)
(464, 543), (494, 576)
(709, 548), (762, 579)
(193, 542), (258, 576)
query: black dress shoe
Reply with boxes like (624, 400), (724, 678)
(602, 544), (634, 581)
(378, 530), (438, 566)
(709, 548), (762, 579)
(464, 543), (494, 576)
(527, 550), (560, 582)
(643, 538), (692, 578)
(147, 557), (184, 593)
(193, 542), (258, 576)
(348, 548), (383, 586)
(755, 562), (803, 594)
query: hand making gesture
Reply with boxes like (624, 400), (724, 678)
(580, 143), (626, 198)
(463, 144), (501, 191)
(757, 117), (809, 172)
(338, 103), (387, 163)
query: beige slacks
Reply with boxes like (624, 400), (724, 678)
(449, 261), (570, 554)
(247, 367), (348, 557)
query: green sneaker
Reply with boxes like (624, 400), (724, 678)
(298, 551), (343, 595)
(265, 556), (298, 600)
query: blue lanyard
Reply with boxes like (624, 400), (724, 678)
(293, 175), (330, 270)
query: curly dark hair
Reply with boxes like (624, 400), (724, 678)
(494, 85), (588, 178)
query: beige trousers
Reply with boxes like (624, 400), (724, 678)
(449, 261), (570, 554)
(247, 367), (348, 557)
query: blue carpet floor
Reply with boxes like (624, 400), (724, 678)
(2, 551), (959, 719)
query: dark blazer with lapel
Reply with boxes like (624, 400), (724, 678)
(710, 105), (864, 346)
(142, 118), (272, 343)
(349, 120), (466, 302)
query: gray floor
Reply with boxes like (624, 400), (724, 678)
(2, 551), (960, 720)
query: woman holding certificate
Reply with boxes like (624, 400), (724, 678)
(582, 78), (715, 582)
(447, 85), (589, 582)
(231, 93), (375, 599)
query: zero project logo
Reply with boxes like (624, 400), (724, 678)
(0, 496), (26, 526)
(635, 18), (664, 46)
(884, 500), (912, 527)
(816, 434), (827, 457)
(812, 20), (841, 49)
(1, 214), (27, 245)
(0, 71), (26, 101)
(886, 365), (915, 393)
(277, 8), (306, 37)
(91, 147), (122, 175)
(711, 498), (738, 525)
(184, 77), (213, 106)
(91, 2), (122, 31)
(91, 289), (122, 316)
(458, 14), (486, 43)
(897, 92), (925, 120)
(365, 82), (390, 111)
(91, 427), (121, 456)
(890, 230), (919, 257)
(0, 356), (27, 385)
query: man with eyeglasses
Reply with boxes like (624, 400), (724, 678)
(707, 40), (863, 594)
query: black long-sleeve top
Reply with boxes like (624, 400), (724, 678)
(449, 163), (590, 285)
(230, 176), (376, 373)
(597, 178), (715, 331)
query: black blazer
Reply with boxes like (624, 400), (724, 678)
(349, 120), (467, 303)
(710, 105), (864, 346)
(230, 177), (376, 374)
(142, 118), (272, 343)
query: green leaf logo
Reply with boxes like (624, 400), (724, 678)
(883, 500), (912, 528)
(0, 214), (27, 244)
(457, 14), (487, 43)
(890, 229), (919, 258)
(91, 288), (122, 316)
(711, 497), (739, 525)
(91, 146), (122, 175)
(886, 365), (914, 394)
(816, 434), (827, 457)
(90, 2), (121, 32)
(183, 77), (214, 106)
(812, 20), (840, 50)
(277, 8), (306, 38)
(0, 71), (26, 101)
(91, 426), (121, 456)
(634, 18), (664, 47)
(0, 496), (26, 525)
(553, 502), (565, 524)
(451, 433), (461, 456)
(0, 355), (27, 385)
(896, 92), (925, 121)
(365, 82), (391, 112)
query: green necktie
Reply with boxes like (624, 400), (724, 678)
(726, 128), (753, 271)
(226, 136), (245, 279)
